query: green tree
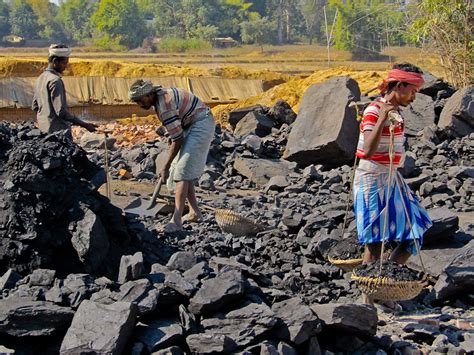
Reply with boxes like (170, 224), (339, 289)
(330, 0), (405, 59)
(410, 0), (473, 87)
(9, 0), (41, 39)
(39, 3), (68, 41)
(265, 0), (305, 44)
(302, 0), (327, 44)
(192, 24), (219, 41)
(92, 0), (148, 49)
(241, 16), (275, 51)
(58, 0), (97, 42)
(0, 2), (10, 38)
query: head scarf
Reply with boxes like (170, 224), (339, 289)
(378, 69), (425, 95)
(48, 44), (72, 58)
(128, 80), (161, 101)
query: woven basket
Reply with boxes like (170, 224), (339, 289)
(214, 208), (264, 236)
(328, 257), (363, 272)
(351, 273), (426, 301)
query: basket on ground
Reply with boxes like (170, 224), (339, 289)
(214, 208), (264, 236)
(351, 272), (427, 301)
(328, 257), (363, 272)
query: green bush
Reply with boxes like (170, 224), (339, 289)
(157, 37), (211, 53)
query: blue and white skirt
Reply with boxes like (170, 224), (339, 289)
(353, 160), (432, 255)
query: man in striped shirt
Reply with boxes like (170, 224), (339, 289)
(353, 63), (433, 307)
(129, 80), (215, 233)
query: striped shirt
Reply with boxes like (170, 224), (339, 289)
(356, 98), (405, 166)
(154, 88), (208, 141)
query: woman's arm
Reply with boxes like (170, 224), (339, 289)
(363, 100), (395, 158)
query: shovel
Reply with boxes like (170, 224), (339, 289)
(123, 178), (174, 217)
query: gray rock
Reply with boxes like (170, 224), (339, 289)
(201, 302), (278, 348)
(434, 239), (474, 301)
(271, 297), (321, 344)
(29, 269), (56, 287)
(234, 157), (296, 187)
(60, 300), (137, 355)
(310, 303), (378, 336)
(118, 252), (145, 284)
(80, 132), (116, 150)
(407, 236), (467, 278)
(438, 86), (474, 137)
(401, 93), (436, 136)
(178, 304), (196, 333)
(425, 207), (459, 242)
(268, 99), (297, 126)
(229, 105), (265, 128)
(285, 76), (361, 167)
(152, 346), (184, 355)
(135, 319), (183, 353)
(189, 269), (245, 315)
(242, 134), (263, 153)
(166, 251), (197, 272)
(399, 152), (417, 178)
(0, 269), (21, 291)
(186, 334), (237, 354)
(0, 345), (14, 354)
(199, 173), (215, 191)
(420, 72), (455, 98)
(306, 336), (322, 355)
(183, 261), (212, 281)
(0, 299), (74, 337)
(234, 111), (274, 137)
(71, 207), (109, 273)
(165, 271), (196, 297)
(264, 175), (289, 192)
(113, 279), (158, 316)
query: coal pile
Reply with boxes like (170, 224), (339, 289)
(0, 75), (473, 354)
(327, 235), (364, 260)
(0, 123), (133, 276)
(354, 261), (425, 281)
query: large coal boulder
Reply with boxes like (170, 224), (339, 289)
(284, 76), (361, 168)
(420, 72), (456, 98)
(438, 86), (474, 137)
(434, 239), (474, 302)
(0, 123), (132, 276)
(234, 111), (274, 137)
(401, 93), (436, 136)
(233, 157), (296, 187)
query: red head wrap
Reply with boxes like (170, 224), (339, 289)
(378, 69), (425, 95)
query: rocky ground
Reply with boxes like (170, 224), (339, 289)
(0, 74), (472, 354)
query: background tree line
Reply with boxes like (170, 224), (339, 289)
(0, 0), (415, 51)
(0, 0), (471, 86)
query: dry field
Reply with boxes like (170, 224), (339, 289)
(0, 44), (442, 126)
(0, 44), (442, 77)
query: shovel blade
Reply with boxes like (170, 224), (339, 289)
(123, 197), (173, 217)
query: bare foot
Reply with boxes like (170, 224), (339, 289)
(376, 300), (402, 313)
(162, 222), (182, 233)
(182, 212), (203, 223)
(362, 293), (374, 306)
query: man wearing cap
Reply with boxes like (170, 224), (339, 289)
(354, 63), (433, 307)
(129, 80), (215, 233)
(32, 44), (97, 137)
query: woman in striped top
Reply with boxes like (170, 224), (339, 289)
(353, 63), (433, 306)
(129, 80), (215, 233)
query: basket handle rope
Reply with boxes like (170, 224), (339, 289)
(379, 113), (426, 276)
(379, 117), (397, 276)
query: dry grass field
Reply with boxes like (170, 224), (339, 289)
(0, 44), (442, 77)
